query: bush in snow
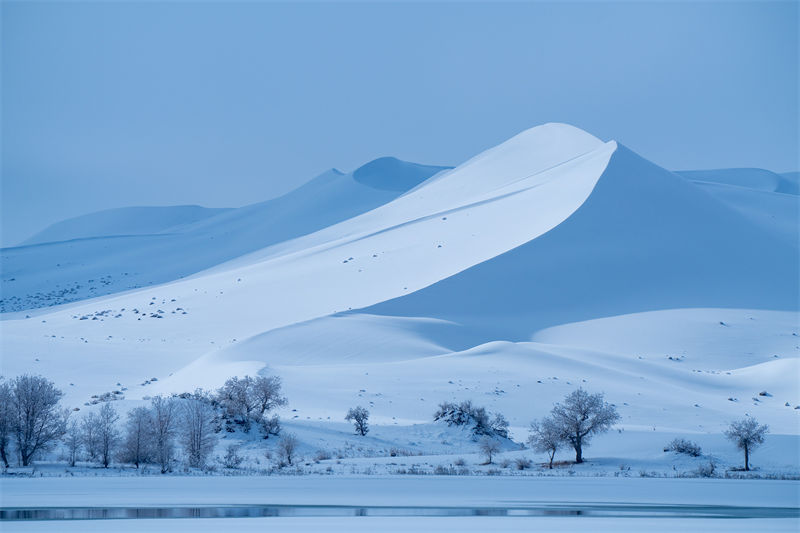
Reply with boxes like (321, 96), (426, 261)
(514, 457), (533, 470)
(478, 436), (501, 464)
(665, 438), (702, 457)
(695, 460), (717, 478)
(725, 417), (768, 471)
(433, 400), (509, 438)
(222, 444), (244, 469)
(548, 388), (620, 464)
(488, 413), (509, 439)
(345, 406), (370, 436)
(314, 449), (332, 462)
(259, 414), (282, 438)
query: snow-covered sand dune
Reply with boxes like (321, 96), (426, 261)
(20, 205), (233, 246)
(0, 159), (450, 312)
(1, 123), (797, 443)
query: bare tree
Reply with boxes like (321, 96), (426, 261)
(278, 433), (299, 466)
(9, 375), (67, 466)
(725, 417), (768, 471)
(550, 388), (620, 463)
(150, 396), (177, 473)
(97, 403), (120, 468)
(0, 380), (12, 468)
(345, 406), (370, 436)
(217, 376), (257, 431)
(252, 376), (287, 420)
(120, 407), (152, 468)
(180, 395), (218, 468)
(63, 419), (82, 467)
(81, 412), (101, 462)
(528, 417), (562, 469)
(478, 437), (500, 464)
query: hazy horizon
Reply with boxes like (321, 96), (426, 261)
(3, 1), (797, 246)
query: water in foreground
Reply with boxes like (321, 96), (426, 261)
(1, 476), (798, 532)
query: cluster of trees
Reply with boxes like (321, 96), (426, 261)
(433, 400), (509, 438)
(528, 388), (620, 467)
(0, 374), (772, 473)
(527, 388), (769, 471)
(60, 392), (217, 473)
(214, 375), (287, 434)
(0, 373), (287, 471)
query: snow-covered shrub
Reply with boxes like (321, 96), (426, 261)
(514, 457), (532, 470)
(665, 438), (702, 457)
(216, 375), (287, 433)
(489, 413), (510, 439)
(313, 449), (331, 462)
(434, 465), (461, 475)
(695, 460), (717, 478)
(389, 447), (413, 457)
(433, 400), (509, 438)
(259, 414), (281, 438)
(222, 444), (244, 469)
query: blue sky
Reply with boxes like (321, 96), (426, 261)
(2, 1), (797, 246)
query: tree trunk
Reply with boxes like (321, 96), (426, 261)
(548, 450), (555, 469)
(575, 439), (583, 463)
(0, 446), (9, 468)
(744, 445), (749, 471)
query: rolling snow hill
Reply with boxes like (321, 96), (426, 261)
(0, 159), (450, 312)
(21, 205), (233, 246)
(1, 123), (797, 447)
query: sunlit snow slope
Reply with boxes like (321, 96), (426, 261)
(1, 123), (797, 438)
(0, 159), (450, 312)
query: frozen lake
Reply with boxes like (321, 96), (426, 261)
(1, 476), (798, 532)
(2, 502), (798, 521)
